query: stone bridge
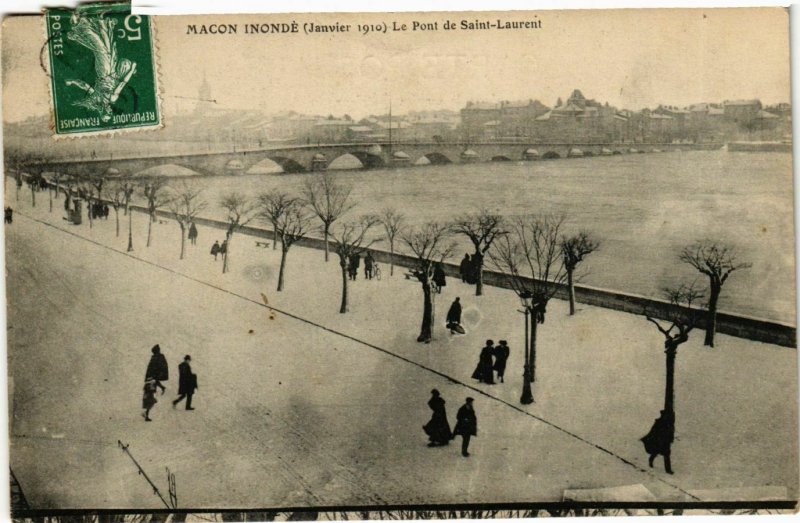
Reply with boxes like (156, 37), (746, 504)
(38, 141), (717, 177)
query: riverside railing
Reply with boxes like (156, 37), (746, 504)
(115, 203), (794, 349)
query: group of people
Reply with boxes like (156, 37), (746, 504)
(210, 239), (228, 261)
(142, 344), (199, 421)
(89, 202), (109, 220)
(348, 252), (378, 280)
(471, 340), (510, 384)
(458, 253), (483, 285)
(422, 390), (478, 457)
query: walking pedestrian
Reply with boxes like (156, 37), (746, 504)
(433, 262), (447, 294)
(210, 240), (220, 261)
(4, 206), (13, 224)
(145, 344), (169, 394)
(189, 222), (198, 245)
(142, 378), (158, 422)
(459, 254), (470, 283)
(641, 409), (675, 474)
(493, 340), (510, 383)
(452, 397), (477, 457)
(422, 389), (452, 447)
(446, 297), (464, 334)
(219, 239), (228, 258)
(172, 355), (198, 411)
(364, 252), (375, 280)
(350, 253), (361, 281)
(471, 340), (495, 384)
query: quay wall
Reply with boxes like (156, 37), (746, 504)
(125, 204), (795, 348)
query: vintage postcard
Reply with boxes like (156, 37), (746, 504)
(2, 3), (796, 520)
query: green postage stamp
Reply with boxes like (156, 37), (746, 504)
(45, 3), (161, 136)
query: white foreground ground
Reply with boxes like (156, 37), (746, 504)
(5, 191), (798, 509)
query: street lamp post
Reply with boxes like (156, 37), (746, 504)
(519, 290), (534, 405)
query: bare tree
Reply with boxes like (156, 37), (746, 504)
(142, 178), (169, 247)
(488, 214), (568, 404)
(561, 231), (600, 315)
(332, 215), (381, 313)
(303, 173), (356, 262)
(107, 181), (127, 237)
(451, 209), (506, 296)
(258, 190), (299, 251)
(380, 208), (406, 276)
(644, 283), (704, 418)
(219, 192), (259, 274)
(167, 182), (208, 260)
(402, 223), (455, 343)
(274, 202), (312, 291)
(679, 240), (751, 347)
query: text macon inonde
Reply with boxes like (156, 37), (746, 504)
(185, 18), (543, 36)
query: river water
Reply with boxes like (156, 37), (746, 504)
(151, 150), (796, 324)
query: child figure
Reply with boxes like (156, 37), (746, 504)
(142, 378), (158, 422)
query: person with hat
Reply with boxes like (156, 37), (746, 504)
(493, 340), (510, 383)
(452, 397), (477, 457)
(423, 389), (452, 447)
(446, 297), (464, 335)
(471, 340), (496, 384)
(172, 355), (198, 411)
(641, 409), (675, 474)
(145, 344), (169, 395)
(142, 378), (158, 422)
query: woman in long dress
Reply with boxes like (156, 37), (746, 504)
(423, 389), (452, 446)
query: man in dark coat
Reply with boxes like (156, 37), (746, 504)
(172, 355), (198, 411)
(452, 397), (477, 457)
(433, 262), (446, 293)
(446, 297), (463, 334)
(459, 254), (470, 283)
(423, 389), (452, 447)
(189, 222), (198, 245)
(350, 253), (361, 281)
(493, 340), (510, 383)
(4, 207), (12, 224)
(210, 241), (220, 260)
(641, 409), (675, 474)
(471, 340), (495, 384)
(364, 252), (374, 280)
(145, 344), (169, 394)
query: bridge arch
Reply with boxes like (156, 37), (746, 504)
(491, 155), (512, 162)
(542, 151), (561, 160)
(327, 152), (386, 170)
(133, 164), (204, 178)
(415, 152), (452, 165)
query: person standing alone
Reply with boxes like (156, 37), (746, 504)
(173, 355), (198, 411)
(452, 397), (477, 457)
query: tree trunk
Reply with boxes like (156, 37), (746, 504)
(222, 232), (232, 274)
(48, 189), (53, 212)
(705, 282), (720, 347)
(567, 268), (576, 315)
(272, 221), (278, 250)
(417, 281), (433, 342)
(115, 209), (120, 237)
(473, 251), (484, 296)
(179, 223), (186, 260)
(146, 212), (153, 247)
(87, 197), (93, 228)
(277, 247), (288, 291)
(323, 223), (330, 262)
(389, 242), (395, 276)
(664, 342), (677, 412)
(339, 260), (349, 313)
(30, 185), (35, 207)
(530, 311), (539, 383)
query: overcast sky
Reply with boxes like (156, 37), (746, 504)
(2, 8), (790, 123)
